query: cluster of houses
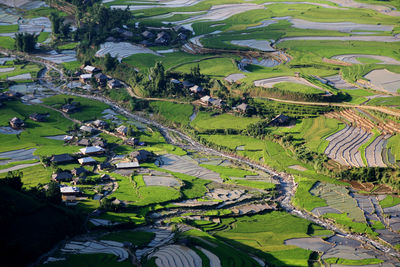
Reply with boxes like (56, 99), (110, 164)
(8, 112), (49, 129)
(79, 65), (123, 89)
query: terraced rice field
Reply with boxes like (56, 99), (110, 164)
(332, 55), (400, 65)
(148, 244), (202, 267)
(310, 182), (366, 223)
(324, 126), (372, 167)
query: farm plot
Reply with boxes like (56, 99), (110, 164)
(363, 69), (400, 94)
(170, 4), (265, 25)
(365, 135), (390, 167)
(383, 204), (400, 232)
(288, 18), (393, 32)
(225, 73), (245, 82)
(310, 182), (366, 223)
(278, 35), (400, 43)
(0, 7), (20, 24)
(254, 76), (324, 91)
(109, 0), (203, 11)
(39, 50), (77, 64)
(324, 126), (374, 167)
(136, 228), (174, 260)
(284, 237), (333, 252)
(322, 75), (358, 90)
(148, 244), (202, 267)
(351, 193), (381, 223)
(96, 42), (159, 61)
(324, 0), (400, 16)
(0, 148), (38, 165)
(61, 240), (128, 262)
(156, 154), (222, 182)
(230, 40), (275, 52)
(332, 54), (400, 65)
(142, 175), (181, 187)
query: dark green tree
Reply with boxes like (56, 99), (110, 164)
(46, 181), (62, 204)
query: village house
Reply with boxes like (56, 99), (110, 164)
(60, 186), (81, 201)
(190, 85), (203, 94)
(268, 114), (290, 126)
(71, 167), (87, 177)
(116, 161), (140, 169)
(100, 174), (111, 182)
(98, 162), (112, 171)
(64, 135), (74, 143)
(50, 154), (75, 164)
(141, 30), (155, 39)
(182, 80), (194, 88)
(83, 65), (100, 74)
(235, 103), (249, 113)
(130, 150), (153, 163)
(9, 117), (25, 129)
(155, 31), (170, 45)
(29, 113), (48, 122)
(125, 137), (138, 146)
(170, 79), (181, 86)
(200, 95), (214, 106)
(80, 146), (105, 155)
(116, 125), (128, 136)
(92, 139), (107, 148)
(52, 171), (73, 182)
(94, 73), (108, 87)
(211, 99), (226, 109)
(62, 104), (78, 113)
(107, 79), (122, 89)
(77, 138), (91, 146)
(80, 125), (96, 134)
(92, 119), (108, 129)
(79, 73), (92, 84)
(78, 157), (97, 165)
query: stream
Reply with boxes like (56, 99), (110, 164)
(31, 57), (400, 263)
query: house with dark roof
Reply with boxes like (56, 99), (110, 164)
(92, 120), (108, 129)
(92, 139), (107, 148)
(107, 79), (122, 89)
(9, 117), (24, 129)
(182, 80), (194, 88)
(29, 113), (48, 122)
(130, 150), (153, 162)
(62, 104), (78, 113)
(98, 162), (112, 171)
(116, 125), (128, 136)
(77, 138), (91, 146)
(50, 154), (75, 164)
(94, 73), (108, 86)
(142, 30), (155, 39)
(52, 171), (73, 182)
(80, 125), (96, 134)
(268, 114), (290, 126)
(155, 31), (170, 45)
(71, 167), (87, 177)
(125, 137), (138, 146)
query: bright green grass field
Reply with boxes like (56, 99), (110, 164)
(200, 164), (256, 178)
(273, 82), (324, 95)
(270, 116), (345, 153)
(387, 134), (400, 162)
(110, 173), (181, 206)
(37, 32), (50, 43)
(0, 101), (75, 154)
(58, 42), (79, 50)
(356, 57), (382, 64)
(62, 61), (81, 71)
(0, 24), (18, 33)
(341, 89), (375, 105)
(42, 95), (109, 122)
(292, 176), (327, 211)
(0, 37), (15, 49)
(379, 195), (400, 209)
(150, 101), (193, 125)
(173, 57), (241, 79)
(368, 96), (400, 109)
(192, 112), (261, 131)
(0, 63), (41, 80)
(216, 211), (313, 266)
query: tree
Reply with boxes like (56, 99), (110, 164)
(14, 33), (37, 52)
(46, 181), (62, 204)
(0, 170), (23, 191)
(104, 53), (118, 71)
(50, 12), (62, 35)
